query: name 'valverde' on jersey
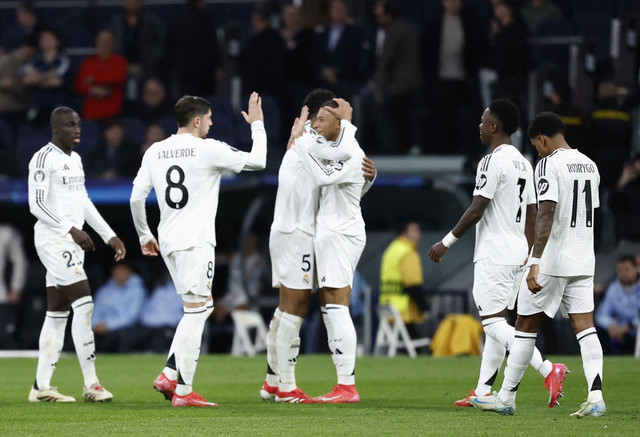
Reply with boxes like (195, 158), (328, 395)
(132, 133), (250, 254)
(473, 144), (535, 265)
(535, 148), (600, 277)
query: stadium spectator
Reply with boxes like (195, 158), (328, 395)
(74, 30), (128, 121)
(139, 273), (184, 353)
(595, 254), (640, 354)
(521, 0), (563, 34)
(139, 122), (166, 156)
(242, 5), (286, 110)
(421, 0), (486, 155)
(0, 1), (44, 55)
(86, 118), (140, 179)
(111, 0), (164, 99)
(165, 0), (223, 99)
(125, 77), (172, 124)
(608, 154), (640, 251)
(379, 221), (429, 336)
(485, 2), (531, 108)
(314, 0), (365, 100)
(92, 262), (147, 353)
(0, 223), (28, 349)
(22, 28), (70, 125)
(213, 234), (266, 323)
(280, 3), (315, 132)
(0, 36), (37, 130)
(370, 0), (422, 154)
(546, 79), (590, 153)
(589, 80), (632, 188)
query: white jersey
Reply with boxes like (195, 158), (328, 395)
(131, 121), (266, 254)
(271, 120), (357, 235)
(293, 134), (366, 237)
(27, 142), (115, 246)
(535, 148), (600, 276)
(473, 144), (535, 265)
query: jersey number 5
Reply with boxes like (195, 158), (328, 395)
(165, 165), (189, 209)
(570, 179), (593, 227)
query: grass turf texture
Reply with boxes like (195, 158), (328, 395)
(1, 354), (638, 436)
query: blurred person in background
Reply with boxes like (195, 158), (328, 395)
(595, 255), (640, 354)
(74, 30), (127, 122)
(0, 223), (28, 349)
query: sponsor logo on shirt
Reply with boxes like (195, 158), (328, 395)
(538, 178), (549, 195)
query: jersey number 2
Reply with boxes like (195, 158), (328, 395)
(570, 179), (593, 227)
(165, 165), (189, 209)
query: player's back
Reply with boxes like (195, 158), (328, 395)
(535, 148), (600, 276)
(474, 145), (534, 265)
(139, 134), (245, 253)
(271, 148), (318, 235)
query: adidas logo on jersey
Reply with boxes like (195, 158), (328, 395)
(63, 164), (70, 170)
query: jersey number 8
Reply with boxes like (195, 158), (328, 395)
(165, 165), (189, 209)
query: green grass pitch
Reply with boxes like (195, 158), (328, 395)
(1, 354), (638, 436)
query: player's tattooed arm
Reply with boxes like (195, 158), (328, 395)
(531, 200), (556, 258)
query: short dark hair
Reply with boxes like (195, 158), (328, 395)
(488, 99), (520, 135)
(303, 89), (336, 119)
(528, 111), (566, 138)
(50, 106), (76, 126)
(320, 99), (339, 109)
(174, 95), (210, 128)
(617, 254), (636, 265)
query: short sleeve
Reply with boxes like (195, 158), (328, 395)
(132, 152), (153, 192)
(473, 154), (500, 200)
(535, 158), (559, 203)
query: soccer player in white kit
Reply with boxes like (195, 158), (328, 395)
(261, 90), (375, 403)
(27, 106), (126, 403)
(130, 93), (266, 407)
(429, 100), (566, 408)
(289, 99), (369, 403)
(470, 112), (605, 417)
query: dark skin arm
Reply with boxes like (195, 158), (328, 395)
(428, 195), (491, 262)
(526, 200), (556, 293)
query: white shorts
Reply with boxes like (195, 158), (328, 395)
(314, 227), (366, 289)
(517, 272), (594, 318)
(35, 238), (87, 287)
(269, 229), (314, 289)
(472, 258), (523, 316)
(163, 244), (215, 303)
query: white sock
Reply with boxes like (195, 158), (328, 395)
(475, 335), (505, 395)
(498, 331), (537, 405)
(325, 304), (357, 386)
(265, 308), (282, 387)
(576, 327), (604, 403)
(35, 311), (69, 390)
(276, 312), (303, 392)
(71, 296), (99, 387)
(482, 317), (551, 378)
(321, 306), (338, 367)
(174, 305), (209, 396)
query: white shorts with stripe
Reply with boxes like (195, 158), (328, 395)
(472, 258), (524, 316)
(35, 238), (87, 287)
(314, 226), (366, 289)
(517, 272), (594, 318)
(269, 229), (314, 289)
(163, 244), (215, 303)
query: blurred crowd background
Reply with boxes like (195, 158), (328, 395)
(1, 0), (639, 357)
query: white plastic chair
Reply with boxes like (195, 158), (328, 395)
(230, 310), (268, 357)
(373, 305), (431, 358)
